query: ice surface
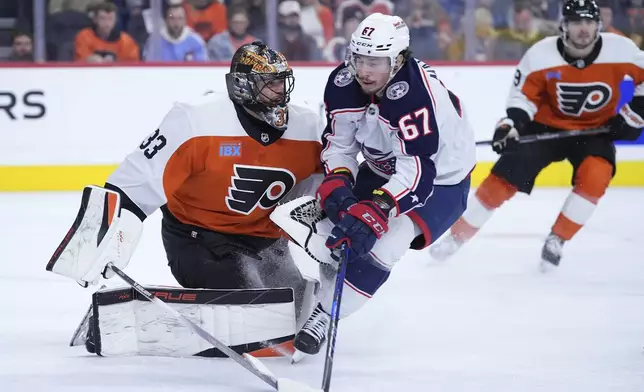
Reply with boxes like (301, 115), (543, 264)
(1, 189), (643, 392)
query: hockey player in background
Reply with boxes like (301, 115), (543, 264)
(430, 0), (644, 270)
(47, 42), (324, 356)
(272, 13), (477, 357)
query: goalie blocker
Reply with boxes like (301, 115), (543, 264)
(74, 285), (298, 358)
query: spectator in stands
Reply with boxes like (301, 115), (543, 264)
(492, 3), (543, 60)
(74, 1), (140, 62)
(208, 7), (258, 60)
(298, 0), (334, 48)
(403, 0), (445, 60)
(184, 0), (227, 42)
(447, 7), (497, 61)
(4, 31), (33, 62)
(335, 0), (392, 31)
(144, 4), (207, 61)
(277, 1), (323, 61)
(120, 0), (149, 51)
(228, 0), (267, 39)
(477, 0), (513, 29)
(323, 5), (364, 62)
(367, 0), (394, 15)
(600, 3), (626, 35)
(48, 0), (102, 15)
(505, 0), (558, 35)
(625, 2), (644, 48)
(46, 0), (94, 60)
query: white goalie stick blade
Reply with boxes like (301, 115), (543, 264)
(270, 196), (333, 266)
(69, 285), (107, 347)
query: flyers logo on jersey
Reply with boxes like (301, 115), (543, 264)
(556, 82), (612, 117)
(226, 164), (296, 215)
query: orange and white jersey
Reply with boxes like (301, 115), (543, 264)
(507, 33), (644, 130)
(107, 92), (323, 238)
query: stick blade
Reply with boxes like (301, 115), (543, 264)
(278, 378), (323, 392)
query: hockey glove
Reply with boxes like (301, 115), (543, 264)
(608, 104), (644, 141)
(492, 118), (520, 154)
(325, 200), (389, 258)
(316, 169), (358, 224)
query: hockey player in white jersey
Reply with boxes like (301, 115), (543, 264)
(429, 0), (644, 270)
(46, 42), (325, 358)
(271, 13), (477, 356)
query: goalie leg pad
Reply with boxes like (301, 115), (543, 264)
(87, 285), (297, 358)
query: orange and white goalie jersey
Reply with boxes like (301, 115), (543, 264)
(106, 92), (323, 238)
(508, 33), (644, 130)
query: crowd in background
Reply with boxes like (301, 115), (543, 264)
(1, 0), (643, 63)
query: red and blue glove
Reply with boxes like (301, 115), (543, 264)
(325, 200), (389, 257)
(316, 169), (358, 224)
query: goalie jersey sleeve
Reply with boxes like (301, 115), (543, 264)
(107, 103), (196, 220)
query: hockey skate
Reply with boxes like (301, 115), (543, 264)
(540, 233), (564, 272)
(292, 304), (330, 363)
(429, 233), (464, 261)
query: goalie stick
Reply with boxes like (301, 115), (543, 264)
(107, 263), (321, 392)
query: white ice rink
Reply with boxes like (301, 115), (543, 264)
(1, 189), (643, 392)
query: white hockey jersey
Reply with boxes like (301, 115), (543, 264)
(321, 59), (476, 215)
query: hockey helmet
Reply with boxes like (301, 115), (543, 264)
(346, 13), (410, 86)
(562, 0), (601, 22)
(560, 0), (602, 49)
(225, 41), (294, 131)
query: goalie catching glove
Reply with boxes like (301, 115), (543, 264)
(46, 186), (142, 287)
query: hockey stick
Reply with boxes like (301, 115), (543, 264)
(475, 127), (610, 146)
(321, 244), (349, 392)
(107, 263), (321, 392)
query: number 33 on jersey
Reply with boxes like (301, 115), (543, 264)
(107, 93), (323, 238)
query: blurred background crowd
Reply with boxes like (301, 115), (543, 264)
(1, 0), (643, 63)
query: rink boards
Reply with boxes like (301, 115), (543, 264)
(1, 64), (643, 191)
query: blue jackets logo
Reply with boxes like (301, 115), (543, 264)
(219, 142), (241, 157)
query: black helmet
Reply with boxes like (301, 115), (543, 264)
(562, 0), (600, 22)
(560, 0), (602, 50)
(225, 41), (294, 131)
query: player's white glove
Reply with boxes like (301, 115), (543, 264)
(492, 117), (520, 154)
(46, 186), (143, 287)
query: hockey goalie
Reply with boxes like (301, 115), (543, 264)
(45, 42), (323, 359)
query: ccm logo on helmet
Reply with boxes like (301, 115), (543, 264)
(556, 82), (612, 116)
